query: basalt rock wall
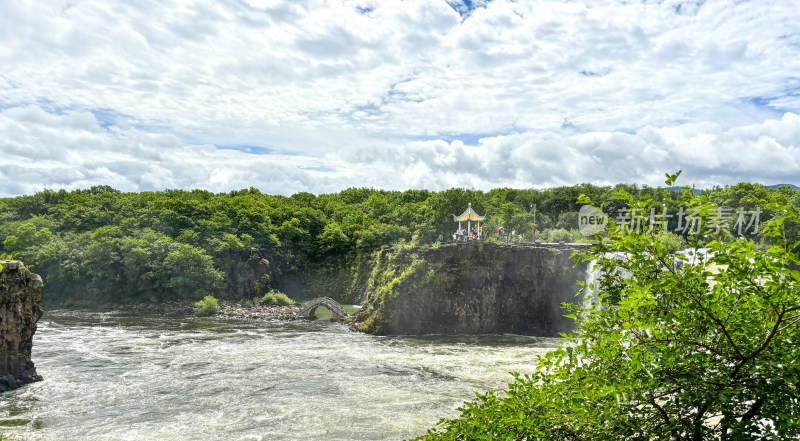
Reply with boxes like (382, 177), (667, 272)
(0, 260), (43, 391)
(356, 243), (588, 336)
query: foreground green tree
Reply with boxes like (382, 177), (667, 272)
(415, 173), (800, 441)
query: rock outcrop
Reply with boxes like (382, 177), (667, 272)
(0, 260), (43, 391)
(355, 243), (589, 336)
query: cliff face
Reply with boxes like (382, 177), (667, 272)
(0, 260), (43, 391)
(356, 243), (588, 336)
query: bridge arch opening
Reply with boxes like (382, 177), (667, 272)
(312, 306), (332, 320)
(299, 297), (349, 322)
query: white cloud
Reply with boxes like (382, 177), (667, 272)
(1, 105), (798, 198)
(1, 0), (799, 196)
(0, 106), (343, 196)
(343, 112), (800, 190)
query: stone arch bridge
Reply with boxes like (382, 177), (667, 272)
(298, 297), (349, 321)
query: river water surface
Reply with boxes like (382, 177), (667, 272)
(1, 311), (558, 440)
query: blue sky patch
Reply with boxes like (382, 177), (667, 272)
(445, 0), (492, 17)
(34, 99), (79, 116)
(216, 144), (273, 155)
(745, 96), (794, 115)
(300, 165), (335, 172)
(406, 131), (508, 145)
(89, 108), (132, 130)
(672, 0), (706, 16)
(560, 120), (580, 132)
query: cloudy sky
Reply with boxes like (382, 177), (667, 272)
(1, 0), (799, 197)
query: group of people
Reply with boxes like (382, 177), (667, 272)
(435, 225), (532, 244)
(452, 227), (483, 242)
(436, 228), (483, 243)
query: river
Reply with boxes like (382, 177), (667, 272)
(0, 311), (559, 440)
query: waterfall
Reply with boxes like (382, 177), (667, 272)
(583, 249), (712, 315)
(674, 247), (714, 270)
(358, 260), (376, 304)
(581, 252), (633, 314)
(359, 280), (370, 304)
(582, 259), (601, 312)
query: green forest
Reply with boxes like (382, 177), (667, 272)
(1, 182), (798, 307)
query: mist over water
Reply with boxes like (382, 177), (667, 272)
(1, 311), (558, 441)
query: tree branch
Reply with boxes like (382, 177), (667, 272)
(741, 397), (765, 422)
(654, 252), (744, 359)
(648, 397), (671, 426)
(733, 307), (786, 376)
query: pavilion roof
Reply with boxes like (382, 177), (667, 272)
(453, 203), (486, 222)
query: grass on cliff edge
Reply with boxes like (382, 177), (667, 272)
(414, 173), (800, 441)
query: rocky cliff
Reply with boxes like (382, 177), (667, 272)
(355, 242), (589, 336)
(0, 260), (43, 391)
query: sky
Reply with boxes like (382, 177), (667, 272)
(1, 0), (799, 197)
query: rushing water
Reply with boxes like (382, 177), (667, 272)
(0, 311), (559, 441)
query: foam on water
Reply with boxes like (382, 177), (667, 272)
(0, 311), (558, 441)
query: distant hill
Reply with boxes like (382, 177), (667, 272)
(766, 184), (800, 190)
(666, 184), (799, 194)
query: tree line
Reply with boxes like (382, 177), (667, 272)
(0, 182), (797, 306)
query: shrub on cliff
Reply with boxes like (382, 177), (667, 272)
(258, 290), (295, 306)
(535, 227), (590, 243)
(656, 230), (687, 253)
(194, 295), (219, 316)
(416, 173), (800, 441)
